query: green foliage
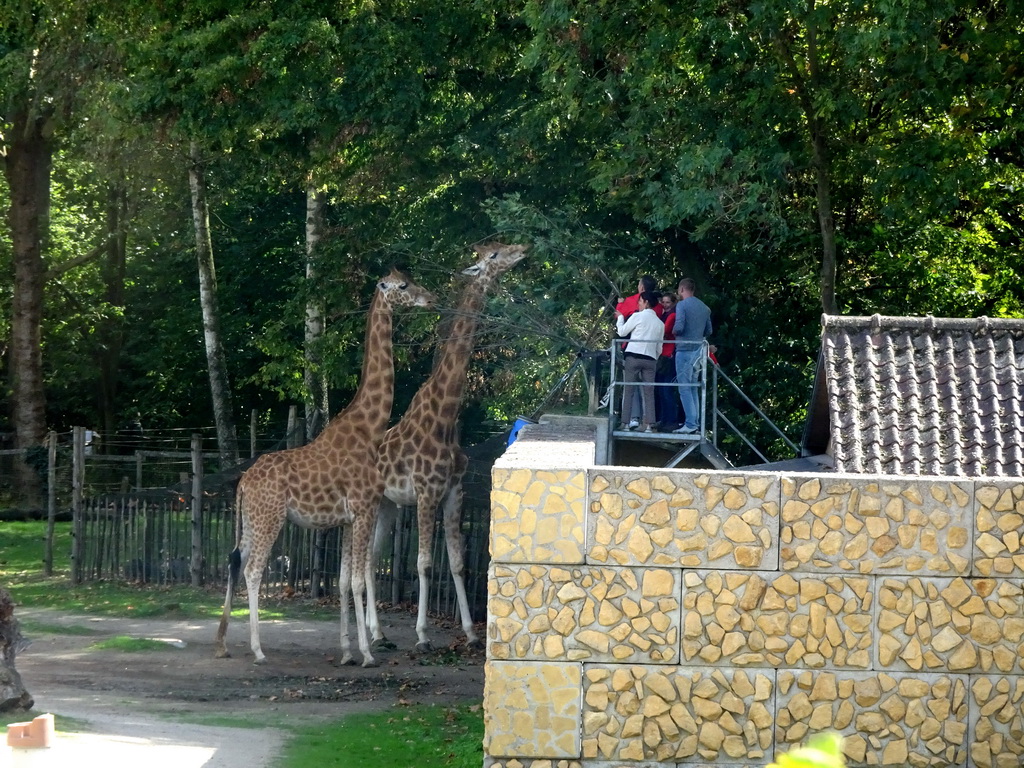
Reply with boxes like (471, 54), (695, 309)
(276, 704), (484, 768)
(1, 0), (1021, 453)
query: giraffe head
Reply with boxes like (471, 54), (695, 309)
(377, 268), (437, 308)
(462, 242), (528, 282)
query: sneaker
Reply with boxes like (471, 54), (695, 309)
(673, 425), (698, 434)
(627, 420), (640, 430)
(643, 425), (655, 433)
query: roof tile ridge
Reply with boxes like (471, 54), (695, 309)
(1007, 334), (1024, 474)
(919, 331), (943, 476)
(980, 333), (1005, 474)
(829, 330), (860, 472)
(936, 333), (965, 476)
(900, 330), (924, 476)
(862, 327), (884, 474)
(960, 331), (985, 477)
(879, 337), (904, 474)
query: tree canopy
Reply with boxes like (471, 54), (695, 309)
(1, 0), (1021, 459)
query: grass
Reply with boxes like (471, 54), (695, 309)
(0, 520), (330, 621)
(276, 704), (483, 768)
(18, 619), (103, 636)
(89, 635), (177, 652)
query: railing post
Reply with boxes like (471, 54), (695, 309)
(191, 433), (203, 587)
(45, 431), (57, 576)
(71, 426), (85, 584)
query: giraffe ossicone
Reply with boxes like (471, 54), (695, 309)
(213, 268), (436, 667)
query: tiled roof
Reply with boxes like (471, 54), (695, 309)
(813, 314), (1024, 477)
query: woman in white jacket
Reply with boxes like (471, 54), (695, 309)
(615, 291), (664, 432)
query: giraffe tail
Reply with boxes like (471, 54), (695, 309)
(228, 481), (245, 591)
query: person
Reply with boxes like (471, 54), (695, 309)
(615, 291), (664, 432)
(672, 278), (713, 434)
(655, 292), (680, 429)
(615, 275), (664, 320)
(613, 275), (664, 418)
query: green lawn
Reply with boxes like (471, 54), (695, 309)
(277, 704), (484, 768)
(0, 520), (323, 620)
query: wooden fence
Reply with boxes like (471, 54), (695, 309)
(3, 421), (501, 623)
(74, 491), (492, 621)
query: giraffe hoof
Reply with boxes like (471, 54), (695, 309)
(361, 658), (379, 668)
(253, 656), (268, 666)
(339, 654), (356, 666)
(466, 638), (484, 651)
(371, 638), (397, 651)
(214, 648), (231, 659)
(415, 641), (434, 653)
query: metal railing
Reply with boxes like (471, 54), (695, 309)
(607, 339), (799, 468)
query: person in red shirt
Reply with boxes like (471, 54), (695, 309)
(614, 276), (665, 422)
(655, 292), (680, 428)
(615, 275), (665, 320)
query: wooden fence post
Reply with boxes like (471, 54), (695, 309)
(44, 431), (57, 576)
(250, 409), (257, 458)
(191, 433), (203, 587)
(71, 427), (84, 584)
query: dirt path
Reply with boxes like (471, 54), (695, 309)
(11, 605), (485, 767)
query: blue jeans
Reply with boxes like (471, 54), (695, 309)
(675, 348), (702, 430)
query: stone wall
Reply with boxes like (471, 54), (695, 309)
(483, 422), (1024, 768)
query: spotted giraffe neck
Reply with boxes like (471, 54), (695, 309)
(405, 276), (488, 417)
(318, 287), (396, 441)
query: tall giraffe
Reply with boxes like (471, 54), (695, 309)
(213, 269), (436, 667)
(368, 242), (527, 651)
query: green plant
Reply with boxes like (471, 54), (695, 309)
(276, 704), (483, 768)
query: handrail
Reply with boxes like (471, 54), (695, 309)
(712, 365), (801, 454)
(606, 339), (797, 467)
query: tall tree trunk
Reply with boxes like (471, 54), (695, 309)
(304, 183), (329, 439)
(3, 106), (52, 506)
(98, 177), (128, 440)
(810, 126), (838, 315)
(776, 4), (839, 316)
(188, 141), (238, 467)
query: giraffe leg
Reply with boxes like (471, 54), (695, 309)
(243, 548), (272, 664)
(441, 469), (482, 650)
(414, 489), (444, 652)
(368, 499), (398, 649)
(349, 506), (379, 668)
(338, 528), (355, 666)
(213, 547), (242, 658)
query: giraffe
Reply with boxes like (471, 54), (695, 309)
(213, 268), (436, 666)
(367, 242), (527, 651)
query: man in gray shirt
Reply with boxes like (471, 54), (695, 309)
(672, 278), (712, 434)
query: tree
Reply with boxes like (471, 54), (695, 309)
(1, 0), (107, 501)
(189, 141), (238, 465)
